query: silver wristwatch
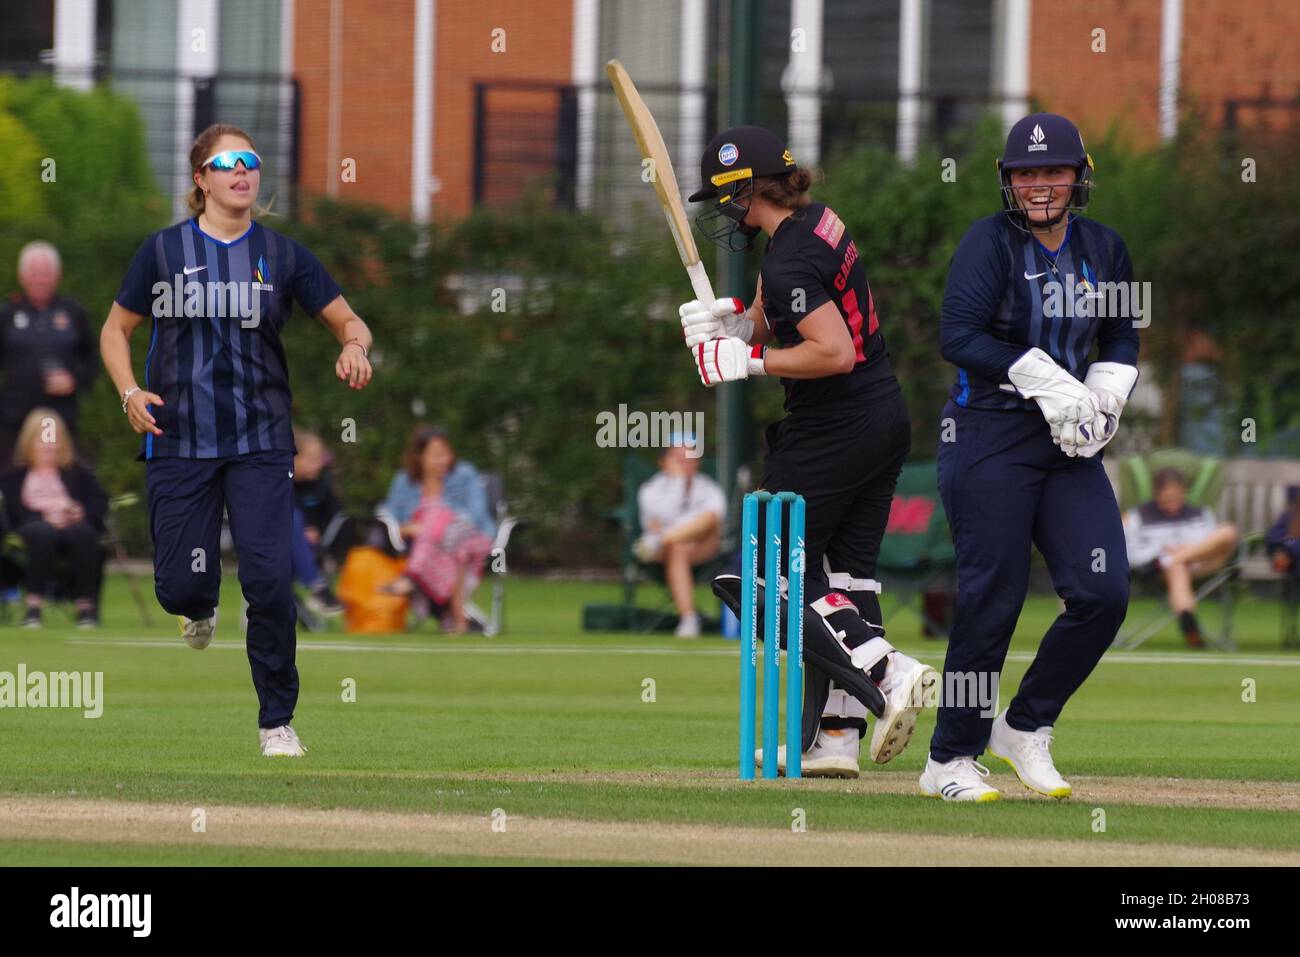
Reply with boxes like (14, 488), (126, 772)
(121, 387), (142, 413)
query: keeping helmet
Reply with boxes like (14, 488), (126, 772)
(997, 113), (1094, 232)
(690, 126), (798, 252)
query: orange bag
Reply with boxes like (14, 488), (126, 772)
(336, 546), (409, 634)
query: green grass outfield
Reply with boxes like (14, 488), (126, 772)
(0, 574), (1297, 865)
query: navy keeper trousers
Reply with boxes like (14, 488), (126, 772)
(929, 399), (1129, 763)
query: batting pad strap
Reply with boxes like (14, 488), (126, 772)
(822, 556), (882, 594)
(826, 573), (881, 593)
(824, 687), (868, 721)
(849, 637), (894, 674)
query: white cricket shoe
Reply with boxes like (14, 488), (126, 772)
(919, 756), (1001, 802)
(986, 709), (1072, 798)
(178, 610), (217, 650)
(755, 727), (861, 778)
(260, 725), (307, 758)
(869, 651), (938, 764)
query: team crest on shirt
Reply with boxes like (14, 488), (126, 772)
(1079, 260), (1099, 297)
(254, 254), (273, 291)
(13, 311), (28, 329)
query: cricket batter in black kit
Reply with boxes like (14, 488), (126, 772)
(100, 124), (374, 758)
(920, 113), (1139, 802)
(683, 126), (937, 778)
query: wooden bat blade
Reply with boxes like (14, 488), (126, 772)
(605, 58), (704, 274)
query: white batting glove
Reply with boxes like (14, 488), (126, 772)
(679, 298), (754, 349)
(695, 337), (766, 387)
(1000, 348), (1106, 457)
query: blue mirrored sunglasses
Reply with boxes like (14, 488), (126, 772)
(203, 150), (262, 171)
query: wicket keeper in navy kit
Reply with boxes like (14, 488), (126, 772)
(920, 113), (1139, 801)
(683, 126), (937, 778)
(100, 124), (373, 757)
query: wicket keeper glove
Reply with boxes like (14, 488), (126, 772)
(680, 298), (754, 349)
(1082, 361), (1140, 452)
(1000, 347), (1105, 457)
(696, 337), (766, 387)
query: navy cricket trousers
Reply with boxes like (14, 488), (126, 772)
(928, 400), (1129, 763)
(146, 451), (298, 729)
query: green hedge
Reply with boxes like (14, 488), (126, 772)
(4, 73), (1297, 567)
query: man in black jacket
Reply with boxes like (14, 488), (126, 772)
(0, 242), (99, 466)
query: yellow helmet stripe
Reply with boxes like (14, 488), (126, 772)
(710, 168), (754, 188)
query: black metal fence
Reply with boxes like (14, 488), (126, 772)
(472, 80), (581, 211)
(470, 79), (1011, 213)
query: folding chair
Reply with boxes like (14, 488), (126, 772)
(1111, 450), (1237, 650)
(371, 470), (522, 636)
(877, 461), (957, 639)
(583, 454), (728, 633)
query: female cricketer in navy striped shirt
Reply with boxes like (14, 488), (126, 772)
(920, 113), (1139, 801)
(100, 124), (374, 757)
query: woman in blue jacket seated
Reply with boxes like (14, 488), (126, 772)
(376, 425), (495, 633)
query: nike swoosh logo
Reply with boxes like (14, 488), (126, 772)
(288, 471), (294, 478)
(183, 265), (206, 275)
(1024, 270), (1047, 280)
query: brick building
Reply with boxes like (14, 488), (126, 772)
(5, 0), (1295, 222)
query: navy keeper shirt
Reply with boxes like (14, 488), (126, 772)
(115, 218), (341, 460)
(940, 213), (1139, 411)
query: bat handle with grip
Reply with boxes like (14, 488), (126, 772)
(686, 260), (716, 308)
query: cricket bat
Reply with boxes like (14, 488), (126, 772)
(605, 59), (716, 306)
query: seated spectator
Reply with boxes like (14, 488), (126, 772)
(1124, 467), (1239, 648)
(380, 425), (495, 537)
(378, 426), (494, 634)
(1265, 485), (1300, 578)
(0, 408), (107, 628)
(633, 438), (725, 638)
(289, 430), (343, 616)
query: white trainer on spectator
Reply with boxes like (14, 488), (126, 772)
(674, 612), (701, 638)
